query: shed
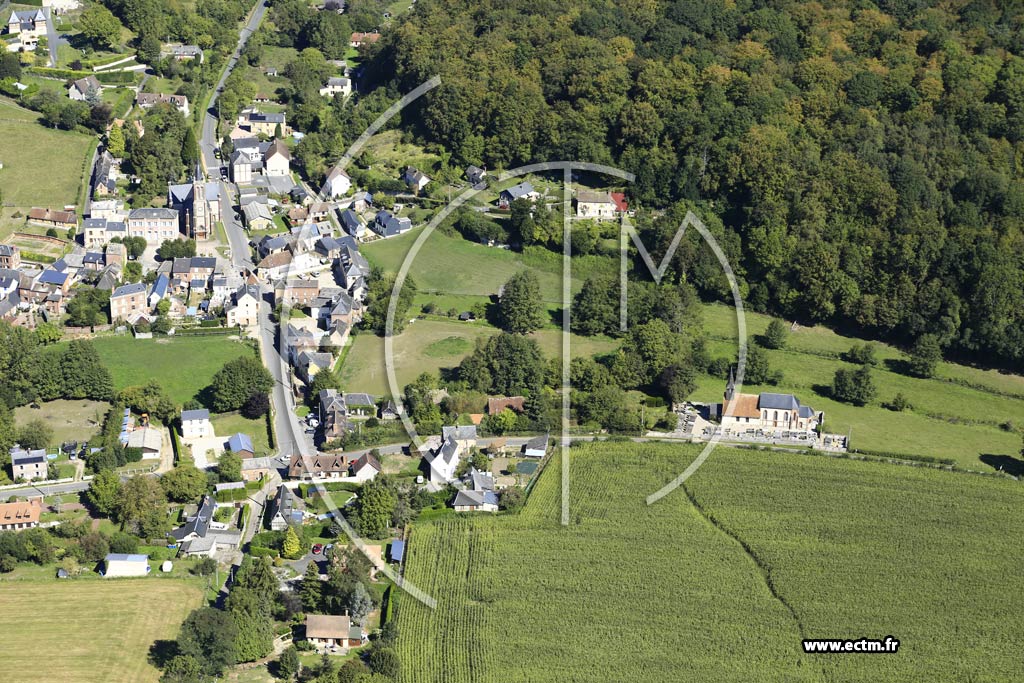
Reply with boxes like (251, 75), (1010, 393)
(389, 540), (405, 563)
(103, 553), (150, 577)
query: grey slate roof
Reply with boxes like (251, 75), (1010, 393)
(170, 495), (216, 541)
(111, 282), (146, 298)
(181, 408), (210, 421)
(758, 393), (801, 411)
(442, 425), (478, 442)
(128, 207), (178, 220)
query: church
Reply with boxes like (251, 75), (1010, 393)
(719, 369), (823, 434)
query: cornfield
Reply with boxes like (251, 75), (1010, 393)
(394, 443), (1023, 682)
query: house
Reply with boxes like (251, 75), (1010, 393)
(288, 453), (349, 479)
(349, 452), (381, 483)
(242, 202), (274, 231)
(10, 447), (47, 480)
(575, 190), (617, 220)
(720, 371), (822, 434)
(319, 389), (349, 440)
(487, 396), (525, 414)
(181, 408), (212, 439)
(344, 393), (375, 417)
(91, 150), (118, 197)
(349, 191), (371, 213)
(425, 437), (461, 485)
(126, 428), (162, 459)
(103, 553), (150, 577)
(225, 433), (255, 459)
(127, 207), (179, 243)
(278, 279), (320, 308)
(308, 201), (332, 221)
(442, 425), (478, 450)
(0, 498), (42, 531)
(498, 182), (538, 209)
(230, 150), (255, 184)
(0, 245), (19, 270)
(322, 165), (351, 198)
(466, 165), (486, 186)
(265, 139), (291, 176)
(319, 77), (351, 98)
(7, 9), (47, 36)
(380, 400), (399, 420)
(68, 75), (101, 101)
(287, 206), (309, 226)
(268, 484), (304, 530)
(305, 614), (367, 649)
(297, 351), (334, 384)
(349, 31), (381, 47)
(453, 488), (499, 513)
(169, 495), (241, 556)
(225, 284), (261, 327)
(136, 92), (190, 116)
(403, 166), (430, 192)
(371, 210), (411, 238)
(28, 207), (76, 230)
(109, 282), (148, 322)
(339, 208), (365, 237)
(82, 251), (105, 270)
(167, 44), (203, 62)
(522, 434), (548, 458)
(239, 110), (286, 137)
(256, 250), (294, 281)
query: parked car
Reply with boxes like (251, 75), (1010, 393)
(311, 543), (324, 555)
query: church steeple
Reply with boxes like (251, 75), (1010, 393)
(724, 366), (735, 402)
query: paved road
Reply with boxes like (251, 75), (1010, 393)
(257, 296), (315, 459)
(219, 181), (252, 270)
(200, 0), (269, 174)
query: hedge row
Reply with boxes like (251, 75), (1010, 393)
(848, 448), (957, 466)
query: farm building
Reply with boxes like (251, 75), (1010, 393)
(103, 554), (150, 577)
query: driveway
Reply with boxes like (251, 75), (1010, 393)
(183, 435), (225, 469)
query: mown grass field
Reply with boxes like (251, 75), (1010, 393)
(338, 319), (617, 396)
(13, 399), (110, 447)
(394, 442), (1023, 683)
(91, 335), (255, 405)
(0, 99), (95, 239)
(0, 579), (204, 683)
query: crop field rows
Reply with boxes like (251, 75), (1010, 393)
(393, 443), (1023, 682)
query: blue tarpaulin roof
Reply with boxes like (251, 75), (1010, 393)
(389, 540), (405, 563)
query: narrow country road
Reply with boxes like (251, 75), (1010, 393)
(200, 0), (269, 176)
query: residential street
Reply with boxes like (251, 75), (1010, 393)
(200, 0), (269, 175)
(257, 297), (314, 459)
(218, 181), (253, 270)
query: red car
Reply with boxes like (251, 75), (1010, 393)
(311, 543), (324, 555)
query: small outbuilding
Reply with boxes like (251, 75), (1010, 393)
(103, 553), (150, 577)
(522, 434), (549, 458)
(388, 540), (405, 564)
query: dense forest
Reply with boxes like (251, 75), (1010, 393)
(361, 0), (1024, 371)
